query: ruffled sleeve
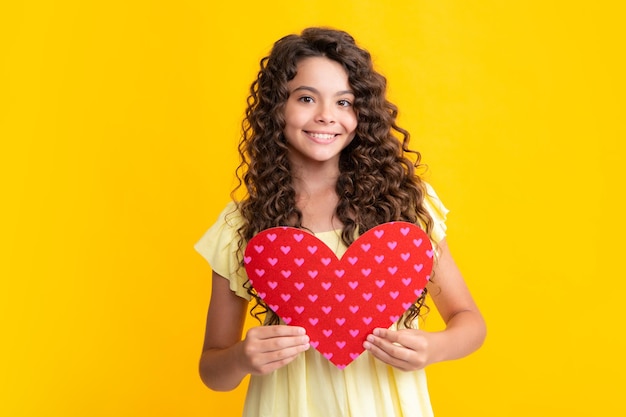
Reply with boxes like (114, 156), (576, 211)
(194, 202), (251, 300)
(422, 182), (449, 244)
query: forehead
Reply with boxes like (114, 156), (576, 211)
(289, 57), (352, 91)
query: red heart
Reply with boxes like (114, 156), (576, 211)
(244, 222), (433, 369)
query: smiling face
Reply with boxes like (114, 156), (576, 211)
(283, 57), (357, 169)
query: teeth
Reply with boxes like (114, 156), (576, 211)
(308, 133), (335, 140)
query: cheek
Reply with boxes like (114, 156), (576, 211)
(284, 107), (307, 129)
(346, 113), (358, 133)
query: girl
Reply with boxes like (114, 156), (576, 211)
(195, 27), (486, 417)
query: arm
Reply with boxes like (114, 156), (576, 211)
(363, 238), (486, 371)
(199, 270), (310, 391)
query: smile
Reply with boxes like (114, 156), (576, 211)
(305, 131), (338, 142)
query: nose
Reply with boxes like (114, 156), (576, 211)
(315, 102), (335, 124)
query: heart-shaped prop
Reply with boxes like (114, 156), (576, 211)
(244, 221), (433, 369)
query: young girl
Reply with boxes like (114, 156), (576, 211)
(195, 27), (486, 417)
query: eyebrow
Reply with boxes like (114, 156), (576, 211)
(291, 85), (355, 96)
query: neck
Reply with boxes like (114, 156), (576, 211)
(290, 164), (342, 233)
(290, 160), (340, 196)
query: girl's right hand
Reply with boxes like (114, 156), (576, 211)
(238, 325), (310, 375)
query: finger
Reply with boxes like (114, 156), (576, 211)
(363, 337), (411, 371)
(372, 327), (404, 343)
(249, 325), (307, 340)
(369, 330), (419, 360)
(250, 339), (310, 375)
(244, 335), (310, 374)
(268, 334), (310, 352)
(248, 327), (309, 353)
(373, 328), (425, 352)
(265, 342), (310, 364)
(243, 327), (308, 364)
(370, 333), (411, 357)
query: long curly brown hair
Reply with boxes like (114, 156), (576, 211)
(232, 27), (435, 327)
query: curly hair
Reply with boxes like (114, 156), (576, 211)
(232, 27), (435, 327)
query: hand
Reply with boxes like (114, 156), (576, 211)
(238, 325), (310, 375)
(363, 328), (433, 371)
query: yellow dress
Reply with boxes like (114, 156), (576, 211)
(195, 184), (448, 417)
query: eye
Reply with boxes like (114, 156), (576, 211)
(298, 96), (315, 104)
(337, 99), (352, 107)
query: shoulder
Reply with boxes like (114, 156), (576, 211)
(194, 201), (244, 261)
(194, 202), (252, 300)
(422, 182), (449, 243)
(205, 201), (244, 235)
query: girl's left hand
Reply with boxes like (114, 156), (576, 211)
(363, 328), (435, 371)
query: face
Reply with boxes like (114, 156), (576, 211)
(283, 57), (357, 169)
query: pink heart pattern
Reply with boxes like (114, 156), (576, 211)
(244, 221), (433, 369)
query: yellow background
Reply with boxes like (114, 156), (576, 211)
(1, 1), (624, 416)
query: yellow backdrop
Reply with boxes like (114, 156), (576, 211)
(1, 1), (624, 416)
